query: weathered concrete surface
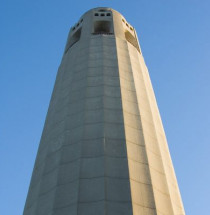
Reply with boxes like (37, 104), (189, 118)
(23, 7), (185, 215)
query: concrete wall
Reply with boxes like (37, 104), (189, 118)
(23, 7), (185, 215)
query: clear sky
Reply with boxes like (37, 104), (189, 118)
(1, 0), (210, 214)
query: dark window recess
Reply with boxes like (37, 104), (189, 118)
(125, 31), (140, 52)
(100, 13), (105, 16)
(93, 21), (113, 35)
(106, 13), (111, 16)
(99, 9), (106, 12)
(95, 13), (99, 16)
(65, 28), (81, 53)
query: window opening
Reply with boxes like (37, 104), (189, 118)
(95, 13), (99, 16)
(106, 13), (111, 16)
(93, 21), (113, 35)
(65, 28), (82, 53)
(100, 13), (105, 16)
(125, 30), (140, 52)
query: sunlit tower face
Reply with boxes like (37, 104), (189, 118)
(23, 7), (185, 215)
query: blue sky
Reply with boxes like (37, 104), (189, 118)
(1, 0), (210, 214)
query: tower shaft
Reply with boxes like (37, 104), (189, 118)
(23, 8), (185, 215)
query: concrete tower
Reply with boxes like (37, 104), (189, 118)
(23, 8), (185, 215)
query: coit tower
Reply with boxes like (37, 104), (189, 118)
(23, 7), (185, 215)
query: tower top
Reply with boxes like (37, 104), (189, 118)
(64, 7), (141, 55)
(85, 7), (122, 14)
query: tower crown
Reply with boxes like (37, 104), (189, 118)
(65, 7), (141, 54)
